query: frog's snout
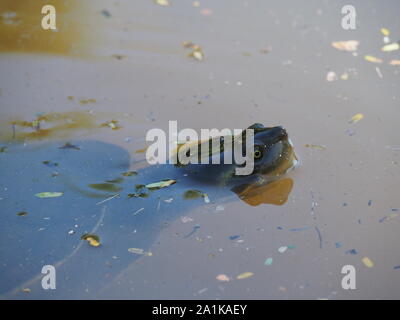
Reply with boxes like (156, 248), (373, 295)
(269, 126), (288, 142)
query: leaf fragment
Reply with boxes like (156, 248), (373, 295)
(188, 45), (204, 61)
(100, 120), (121, 130)
(381, 28), (390, 36)
(381, 42), (400, 52)
(364, 55), (383, 64)
(349, 113), (364, 124)
(154, 0), (170, 6)
(122, 171), (138, 177)
(145, 179), (176, 190)
(362, 257), (374, 268)
(237, 272), (254, 280)
(128, 248), (153, 256)
(35, 192), (63, 198)
(305, 144), (326, 150)
(331, 40), (359, 52)
(216, 274), (230, 282)
(81, 234), (101, 247)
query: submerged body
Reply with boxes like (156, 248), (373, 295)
(0, 124), (297, 298)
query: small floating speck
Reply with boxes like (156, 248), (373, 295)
(237, 272), (254, 280)
(216, 274), (230, 282)
(278, 246), (288, 253)
(35, 192), (63, 198)
(362, 257), (374, 268)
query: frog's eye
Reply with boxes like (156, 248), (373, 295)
(254, 146), (263, 160)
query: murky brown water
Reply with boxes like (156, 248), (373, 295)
(1, 0), (400, 299)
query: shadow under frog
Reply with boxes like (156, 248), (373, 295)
(0, 124), (297, 298)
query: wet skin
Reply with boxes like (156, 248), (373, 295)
(0, 124), (297, 298)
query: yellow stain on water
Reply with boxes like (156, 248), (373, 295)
(0, 0), (88, 55)
(1, 111), (99, 141)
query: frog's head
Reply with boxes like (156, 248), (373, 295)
(181, 123), (298, 186)
(246, 123), (298, 178)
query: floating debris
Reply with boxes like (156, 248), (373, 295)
(381, 42), (399, 52)
(182, 41), (195, 48)
(101, 10), (111, 18)
(79, 98), (96, 105)
(362, 257), (374, 268)
(128, 184), (149, 198)
(183, 189), (208, 202)
(100, 120), (121, 130)
(88, 183), (121, 192)
(122, 171), (138, 177)
(394, 266), (400, 270)
(290, 226), (311, 232)
(368, 200), (372, 206)
(135, 147), (148, 154)
(305, 144), (326, 150)
(181, 216), (194, 223)
(200, 8), (212, 16)
(389, 59), (400, 66)
(154, 0), (171, 6)
(229, 235), (241, 241)
(0, 146), (7, 153)
(331, 40), (359, 52)
(375, 67), (383, 79)
(216, 274), (230, 282)
(364, 55), (383, 64)
(184, 224), (200, 238)
(146, 179), (176, 190)
(187, 45), (204, 61)
(315, 226), (323, 249)
(215, 205), (225, 211)
(326, 71), (338, 82)
(128, 248), (153, 256)
(381, 28), (390, 36)
(42, 160), (59, 167)
(278, 246), (288, 253)
(81, 234), (101, 247)
(349, 113), (364, 124)
(96, 193), (120, 205)
(133, 208), (144, 216)
(112, 54), (125, 60)
(346, 249), (358, 255)
(237, 272), (254, 280)
(59, 142), (80, 150)
(17, 211), (28, 216)
(340, 73), (349, 80)
(379, 213), (398, 223)
(264, 257), (273, 266)
(35, 192), (63, 198)
(335, 242), (343, 248)
(21, 288), (31, 293)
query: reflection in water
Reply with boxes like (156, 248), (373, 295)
(232, 178), (294, 206)
(0, 139), (295, 298)
(0, 0), (87, 55)
(0, 111), (127, 142)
